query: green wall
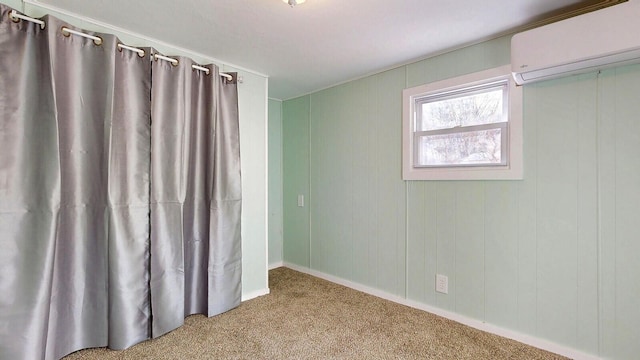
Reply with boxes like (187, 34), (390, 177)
(4, 0), (21, 9)
(282, 35), (640, 359)
(282, 96), (310, 267)
(268, 99), (283, 266)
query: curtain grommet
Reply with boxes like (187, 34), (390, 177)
(138, 50), (146, 58)
(9, 12), (20, 23)
(93, 36), (103, 46)
(61, 26), (71, 37)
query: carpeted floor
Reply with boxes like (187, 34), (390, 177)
(65, 267), (567, 359)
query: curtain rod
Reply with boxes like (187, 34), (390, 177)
(9, 9), (44, 28)
(10, 10), (234, 81)
(152, 54), (232, 80)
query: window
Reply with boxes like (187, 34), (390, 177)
(402, 65), (522, 180)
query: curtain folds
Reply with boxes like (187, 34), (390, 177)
(0, 4), (241, 360)
(150, 57), (242, 337)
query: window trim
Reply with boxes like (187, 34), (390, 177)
(402, 65), (523, 180)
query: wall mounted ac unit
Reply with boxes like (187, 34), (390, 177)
(511, 0), (640, 85)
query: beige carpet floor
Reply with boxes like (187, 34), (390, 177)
(65, 267), (568, 359)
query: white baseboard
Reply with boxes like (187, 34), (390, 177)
(241, 288), (270, 302)
(283, 262), (600, 360)
(268, 261), (284, 270)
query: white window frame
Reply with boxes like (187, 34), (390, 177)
(402, 65), (523, 180)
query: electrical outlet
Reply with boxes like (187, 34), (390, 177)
(436, 274), (448, 294)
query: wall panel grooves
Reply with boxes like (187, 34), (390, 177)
(281, 34), (640, 358)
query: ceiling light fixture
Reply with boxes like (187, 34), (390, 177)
(283, 0), (306, 7)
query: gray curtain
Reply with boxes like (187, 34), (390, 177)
(150, 57), (242, 336)
(0, 4), (241, 360)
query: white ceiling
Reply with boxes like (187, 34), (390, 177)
(34, 0), (600, 100)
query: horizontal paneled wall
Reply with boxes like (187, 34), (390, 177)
(282, 35), (640, 359)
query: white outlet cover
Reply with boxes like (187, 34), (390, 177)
(436, 274), (448, 294)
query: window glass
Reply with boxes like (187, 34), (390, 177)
(416, 127), (504, 167)
(417, 85), (506, 131)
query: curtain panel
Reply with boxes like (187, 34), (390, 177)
(0, 4), (241, 360)
(150, 56), (242, 337)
